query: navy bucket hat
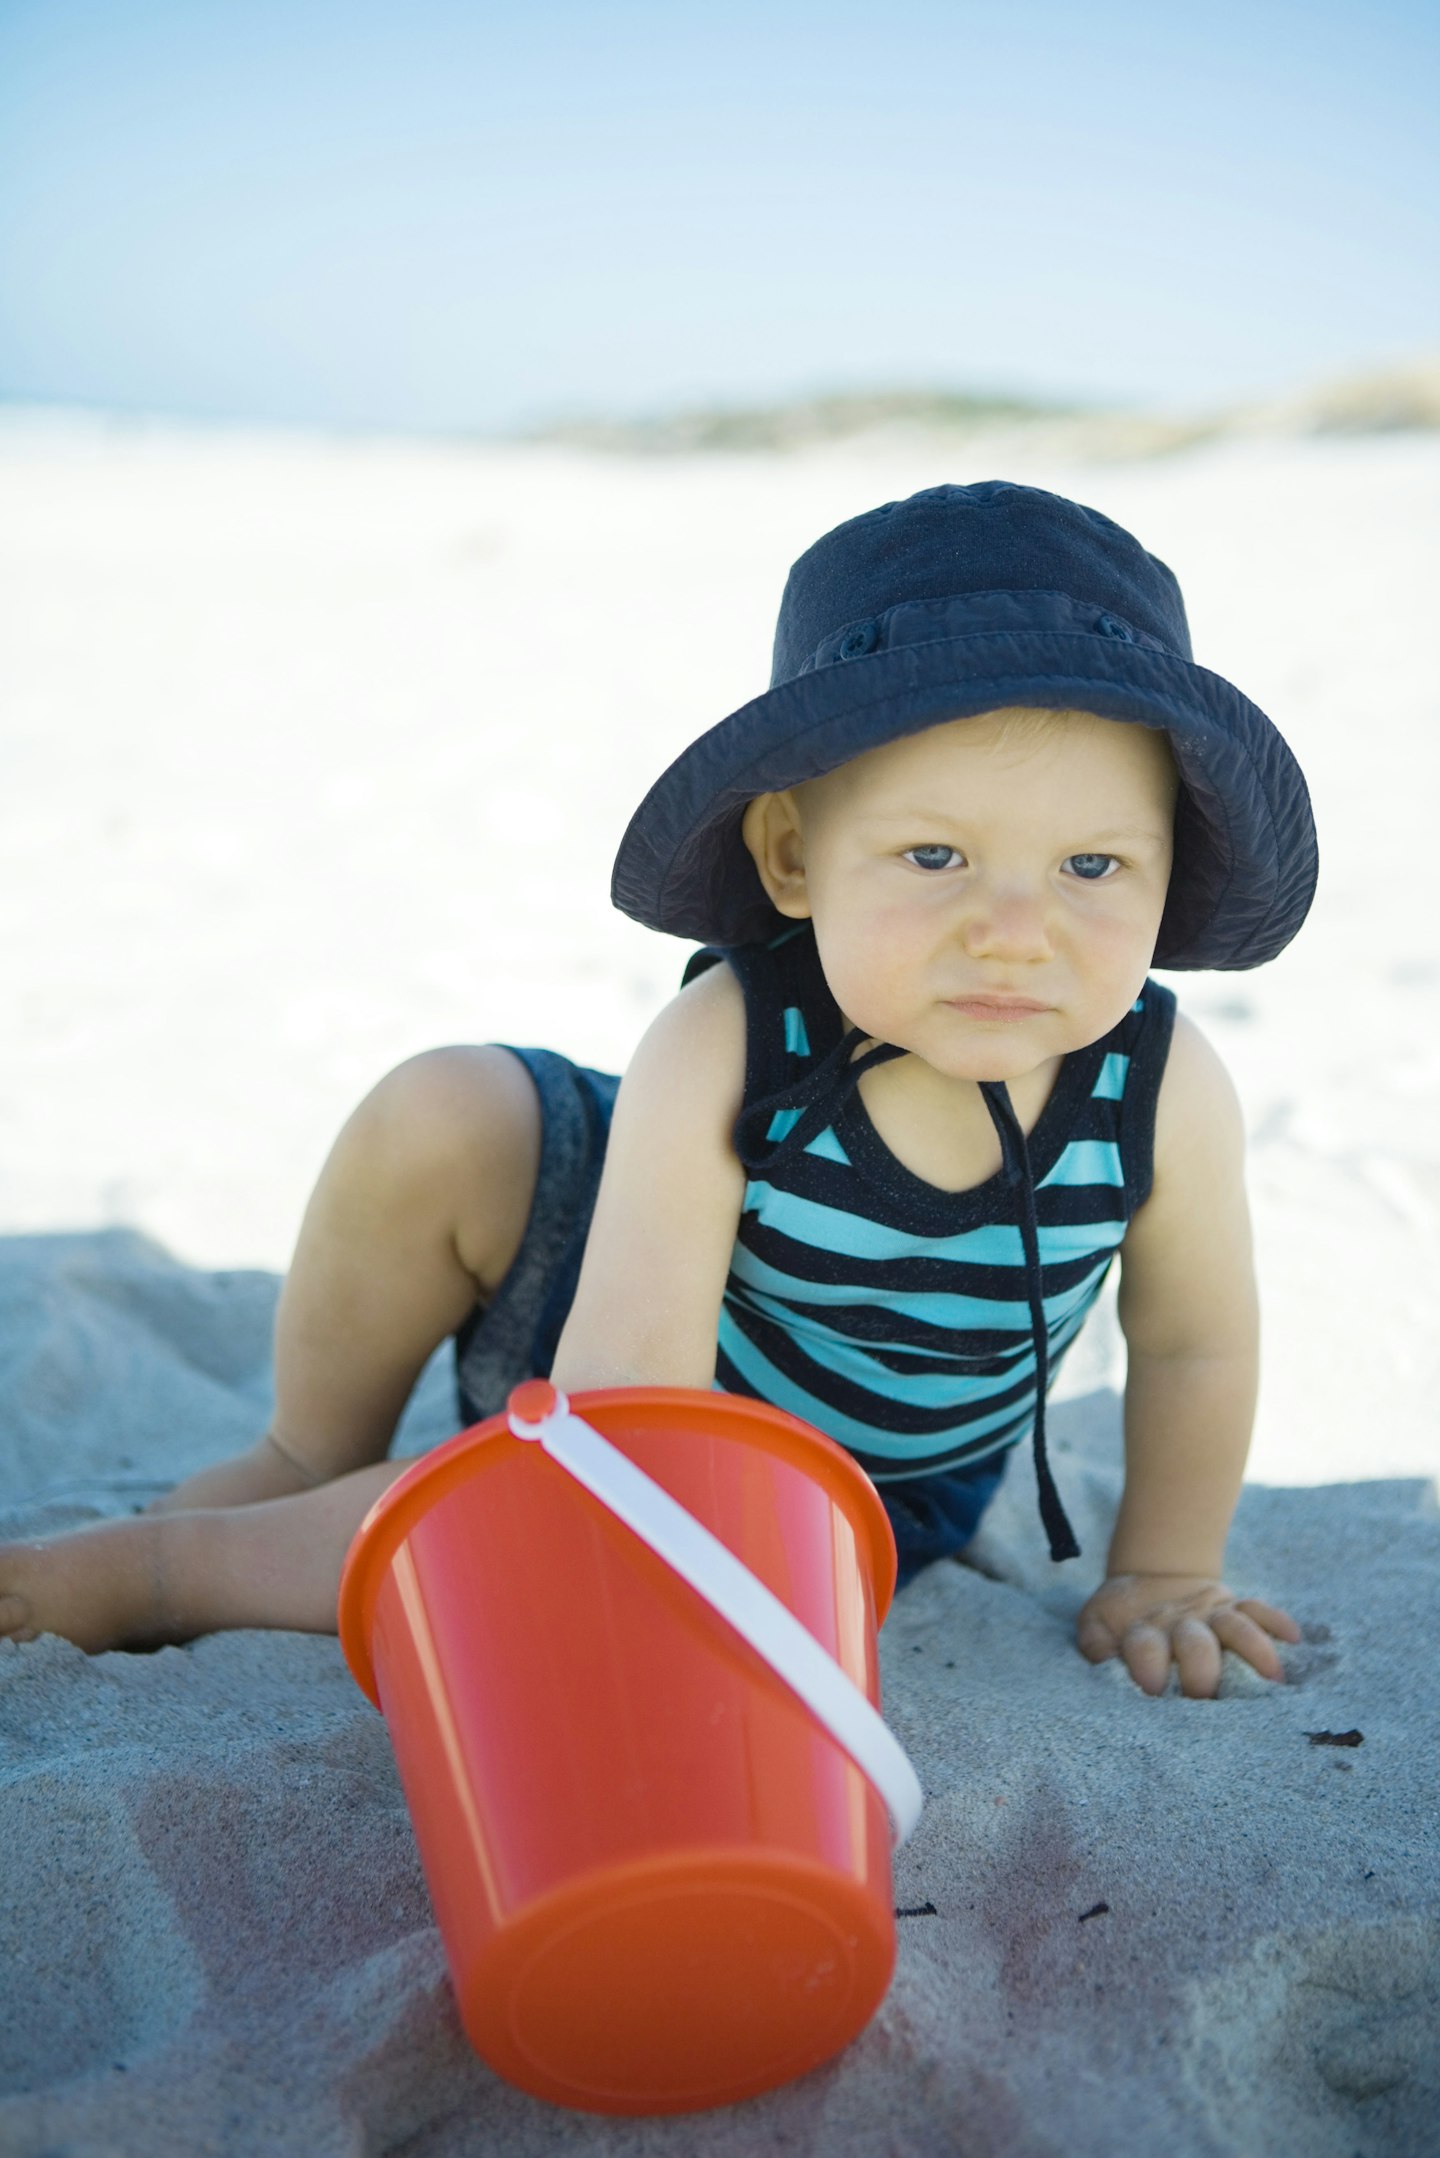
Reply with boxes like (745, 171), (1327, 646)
(612, 481), (1318, 969)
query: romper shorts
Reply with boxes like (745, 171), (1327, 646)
(453, 1045), (1007, 1591)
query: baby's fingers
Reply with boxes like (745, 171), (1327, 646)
(1235, 1596), (1302, 1645)
(1210, 1604), (1292, 1683)
(1120, 1622), (1173, 1696)
(1076, 1609), (1120, 1664)
(1172, 1615), (1223, 1699)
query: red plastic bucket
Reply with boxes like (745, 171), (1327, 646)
(338, 1385), (903, 2115)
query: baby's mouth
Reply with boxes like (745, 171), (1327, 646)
(946, 995), (1049, 1019)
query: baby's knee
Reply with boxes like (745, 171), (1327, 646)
(332, 1046), (540, 1213)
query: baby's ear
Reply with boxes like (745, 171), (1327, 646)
(741, 792), (812, 918)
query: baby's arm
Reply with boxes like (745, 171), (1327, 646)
(550, 959), (748, 1394)
(1076, 1012), (1300, 1697)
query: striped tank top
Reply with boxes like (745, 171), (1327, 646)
(685, 925), (1175, 1546)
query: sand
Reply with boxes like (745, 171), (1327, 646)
(0, 415), (1436, 2154)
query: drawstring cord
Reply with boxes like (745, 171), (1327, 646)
(978, 1081), (1080, 1561)
(733, 1025), (906, 1173)
(734, 1028), (1082, 1563)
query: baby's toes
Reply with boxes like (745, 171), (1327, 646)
(0, 1587), (38, 1642)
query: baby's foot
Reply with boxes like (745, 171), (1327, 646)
(0, 1514), (174, 1654)
(148, 1432), (322, 1514)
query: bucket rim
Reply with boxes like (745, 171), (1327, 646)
(337, 1385), (899, 1704)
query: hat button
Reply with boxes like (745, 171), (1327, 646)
(839, 622), (878, 658)
(1096, 612), (1136, 642)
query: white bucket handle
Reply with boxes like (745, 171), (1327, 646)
(506, 1384), (923, 1847)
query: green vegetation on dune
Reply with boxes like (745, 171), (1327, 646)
(511, 355), (1440, 458)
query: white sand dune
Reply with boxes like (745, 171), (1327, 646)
(0, 419), (1437, 2153)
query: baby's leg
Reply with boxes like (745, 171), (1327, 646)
(0, 1047), (543, 1651)
(155, 1045), (542, 1510)
(0, 1461), (407, 1652)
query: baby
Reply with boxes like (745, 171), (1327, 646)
(0, 481), (1317, 1698)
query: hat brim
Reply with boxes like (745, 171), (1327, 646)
(611, 629), (1317, 970)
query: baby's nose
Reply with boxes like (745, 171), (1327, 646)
(959, 884), (1053, 962)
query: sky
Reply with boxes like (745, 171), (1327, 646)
(0, 0), (1436, 435)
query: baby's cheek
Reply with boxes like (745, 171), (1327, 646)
(1081, 921), (1160, 1017)
(818, 922), (912, 1027)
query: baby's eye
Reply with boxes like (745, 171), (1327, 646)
(903, 844), (965, 872)
(1064, 853), (1120, 881)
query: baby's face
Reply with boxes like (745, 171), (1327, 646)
(744, 707), (1176, 1085)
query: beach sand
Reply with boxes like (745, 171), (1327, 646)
(0, 417), (1436, 2154)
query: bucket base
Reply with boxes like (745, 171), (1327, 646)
(463, 1848), (895, 2115)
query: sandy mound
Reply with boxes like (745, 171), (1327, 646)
(0, 1228), (1435, 2157)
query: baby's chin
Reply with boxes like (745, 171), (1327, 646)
(925, 1047), (1062, 1087)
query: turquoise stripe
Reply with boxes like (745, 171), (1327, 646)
(733, 1279), (1094, 1368)
(731, 1243), (1032, 1329)
(745, 1176), (1125, 1261)
(716, 1314), (1037, 1461)
(765, 1107), (803, 1142)
(743, 1181), (1029, 1266)
(728, 1246), (1113, 1336)
(1033, 1217), (1126, 1260)
(728, 1302), (1041, 1406)
(1092, 1052), (1129, 1101)
(1038, 1140), (1124, 1190)
(783, 1006), (811, 1056)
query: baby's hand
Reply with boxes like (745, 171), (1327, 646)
(1075, 1573), (1301, 1698)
